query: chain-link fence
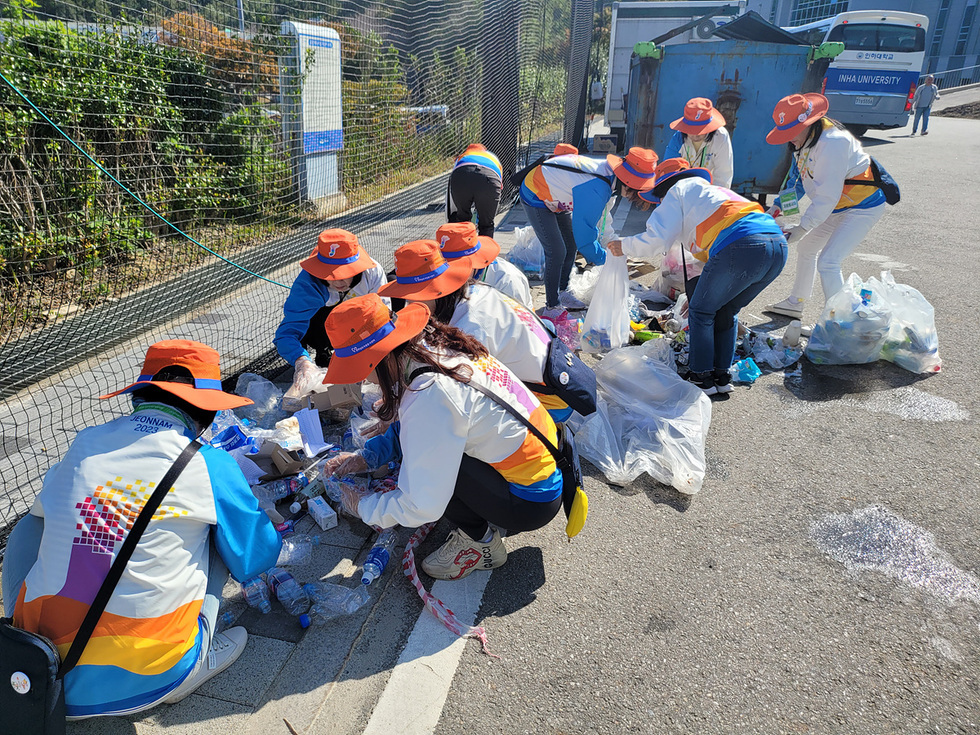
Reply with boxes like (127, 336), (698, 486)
(0, 0), (589, 540)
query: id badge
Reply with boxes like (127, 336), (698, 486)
(779, 188), (800, 216)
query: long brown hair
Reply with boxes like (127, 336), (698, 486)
(430, 281), (470, 323)
(373, 321), (488, 422)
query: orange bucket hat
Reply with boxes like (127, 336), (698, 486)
(100, 340), (252, 411)
(766, 93), (830, 145)
(435, 222), (500, 270)
(323, 294), (430, 385)
(638, 158), (712, 203)
(377, 240), (474, 301)
(459, 143), (487, 157)
(606, 147), (659, 191)
(300, 229), (374, 281)
(552, 143), (578, 156)
(670, 97), (726, 135)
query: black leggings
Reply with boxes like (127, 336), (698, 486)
(444, 455), (562, 540)
(447, 165), (503, 237)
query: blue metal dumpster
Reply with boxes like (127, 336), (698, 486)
(625, 39), (835, 197)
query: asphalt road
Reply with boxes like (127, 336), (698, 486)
(434, 118), (980, 734)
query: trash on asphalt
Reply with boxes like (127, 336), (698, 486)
(730, 357), (762, 384)
(568, 341), (711, 493)
(300, 583), (371, 627)
(234, 373), (290, 428)
(505, 225), (546, 280)
(805, 270), (942, 373)
(567, 265), (603, 306)
(743, 332), (803, 369)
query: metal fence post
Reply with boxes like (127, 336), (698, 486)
(481, 0), (520, 198)
(564, 0), (593, 149)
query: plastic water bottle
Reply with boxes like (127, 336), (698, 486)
(298, 584), (371, 627)
(361, 529), (398, 585)
(241, 575), (272, 614)
(276, 534), (322, 565)
(253, 475), (310, 504)
(267, 567), (311, 616)
(217, 611), (236, 631)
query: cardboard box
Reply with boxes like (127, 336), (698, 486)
(256, 443), (306, 481)
(306, 382), (361, 411)
(307, 496), (338, 531)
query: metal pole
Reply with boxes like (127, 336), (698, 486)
(237, 0), (245, 35)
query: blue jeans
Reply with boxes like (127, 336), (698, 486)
(688, 234), (788, 374)
(523, 202), (577, 308)
(912, 107), (930, 133)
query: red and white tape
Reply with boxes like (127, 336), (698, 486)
(401, 522), (498, 657)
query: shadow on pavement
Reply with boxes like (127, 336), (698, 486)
(783, 359), (930, 402)
(858, 135), (896, 147)
(475, 546), (546, 623)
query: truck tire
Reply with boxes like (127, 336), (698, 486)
(845, 124), (869, 138)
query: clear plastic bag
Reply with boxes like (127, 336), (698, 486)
(234, 373), (290, 428)
(569, 344), (711, 494)
(566, 265), (603, 306)
(878, 271), (942, 374)
(806, 273), (892, 366)
(581, 255), (631, 353)
(505, 226), (546, 280)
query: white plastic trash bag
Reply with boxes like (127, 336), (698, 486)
(806, 273), (892, 366)
(567, 265), (603, 306)
(878, 271), (942, 374)
(570, 344), (711, 493)
(581, 255), (631, 353)
(506, 226), (545, 280)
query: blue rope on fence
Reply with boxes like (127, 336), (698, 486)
(0, 69), (291, 289)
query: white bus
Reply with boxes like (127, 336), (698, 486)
(784, 10), (928, 136)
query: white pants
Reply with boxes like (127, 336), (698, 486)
(789, 203), (886, 304)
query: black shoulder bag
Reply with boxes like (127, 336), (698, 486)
(526, 311), (597, 416)
(0, 440), (201, 734)
(409, 368), (588, 538)
(845, 157), (900, 205)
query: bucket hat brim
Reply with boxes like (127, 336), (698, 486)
(606, 154), (657, 192)
(377, 257), (474, 301)
(100, 380), (253, 411)
(639, 168), (713, 202)
(765, 93), (830, 145)
(300, 245), (375, 281)
(669, 112), (726, 136)
(323, 303), (430, 385)
(448, 235), (500, 269)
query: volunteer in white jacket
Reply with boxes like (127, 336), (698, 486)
(317, 294), (564, 581)
(607, 159), (787, 396)
(662, 97), (734, 188)
(763, 93), (886, 319)
(519, 147), (658, 312)
(435, 221), (532, 307)
(379, 239), (574, 422)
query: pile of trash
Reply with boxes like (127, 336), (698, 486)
(203, 369), (407, 627)
(569, 338), (711, 494)
(505, 226), (546, 280)
(806, 271), (942, 373)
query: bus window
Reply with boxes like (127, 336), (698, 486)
(792, 27), (829, 46)
(827, 23), (926, 53)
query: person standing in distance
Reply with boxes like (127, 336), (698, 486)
(910, 75), (940, 136)
(447, 143), (503, 237)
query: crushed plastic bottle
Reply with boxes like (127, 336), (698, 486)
(361, 528), (399, 585)
(253, 475), (310, 504)
(241, 574), (272, 614)
(217, 611), (236, 631)
(299, 583), (371, 627)
(267, 567), (311, 616)
(276, 534), (322, 565)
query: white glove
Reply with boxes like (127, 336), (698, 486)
(321, 451), (368, 478)
(782, 225), (809, 245)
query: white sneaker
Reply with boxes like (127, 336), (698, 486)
(558, 290), (588, 310)
(421, 528), (507, 580)
(164, 626), (248, 704)
(765, 297), (804, 319)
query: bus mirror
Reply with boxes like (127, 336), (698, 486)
(809, 42), (845, 62)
